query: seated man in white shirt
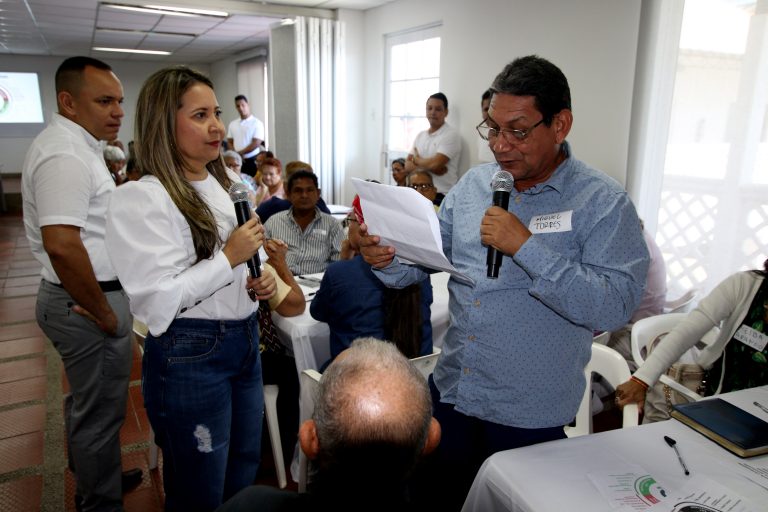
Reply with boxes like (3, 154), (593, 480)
(405, 92), (463, 194)
(264, 170), (344, 275)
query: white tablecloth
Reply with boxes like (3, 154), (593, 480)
(273, 270), (450, 375)
(462, 386), (768, 512)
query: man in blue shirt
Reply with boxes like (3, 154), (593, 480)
(360, 55), (649, 509)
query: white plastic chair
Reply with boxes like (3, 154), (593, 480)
(592, 331), (610, 345)
(409, 347), (442, 378)
(630, 313), (719, 402)
(297, 347), (442, 492)
(663, 289), (698, 314)
(263, 384), (287, 488)
(297, 369), (322, 493)
(565, 343), (639, 437)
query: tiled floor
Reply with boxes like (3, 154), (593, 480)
(0, 214), (165, 511)
(0, 213), (289, 511)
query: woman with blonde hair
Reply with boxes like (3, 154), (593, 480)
(105, 66), (275, 511)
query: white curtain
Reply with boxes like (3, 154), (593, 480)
(628, 0), (768, 298)
(294, 16), (345, 204)
(237, 57), (269, 148)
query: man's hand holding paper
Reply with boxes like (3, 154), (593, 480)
(352, 178), (473, 284)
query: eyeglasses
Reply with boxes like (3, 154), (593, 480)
(476, 118), (545, 143)
(410, 183), (435, 191)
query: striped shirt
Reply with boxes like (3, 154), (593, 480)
(264, 207), (344, 275)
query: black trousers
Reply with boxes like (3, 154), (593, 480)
(410, 376), (567, 511)
(242, 157), (257, 177)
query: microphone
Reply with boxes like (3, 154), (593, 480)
(228, 182), (261, 278)
(487, 171), (515, 278)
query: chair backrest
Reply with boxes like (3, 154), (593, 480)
(631, 313), (688, 366)
(592, 331), (610, 346)
(664, 289), (698, 314)
(565, 343), (639, 437)
(409, 347), (441, 378)
(630, 313), (720, 402)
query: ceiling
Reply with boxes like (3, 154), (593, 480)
(0, 0), (393, 63)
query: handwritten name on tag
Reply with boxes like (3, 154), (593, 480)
(734, 324), (768, 352)
(528, 210), (573, 234)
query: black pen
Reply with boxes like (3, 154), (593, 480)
(754, 401), (768, 414)
(664, 436), (690, 475)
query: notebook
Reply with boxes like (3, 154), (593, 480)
(671, 398), (768, 458)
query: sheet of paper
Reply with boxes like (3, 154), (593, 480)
(588, 465), (670, 510)
(644, 474), (761, 512)
(296, 273), (323, 300)
(352, 178), (474, 285)
(736, 460), (768, 492)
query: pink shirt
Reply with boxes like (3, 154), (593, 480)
(631, 230), (667, 322)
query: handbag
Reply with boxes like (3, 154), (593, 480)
(642, 334), (706, 423)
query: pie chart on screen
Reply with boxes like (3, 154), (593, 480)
(0, 84), (10, 116)
(0, 72), (44, 123)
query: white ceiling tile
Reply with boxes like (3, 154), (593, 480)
(1, 0), (390, 63)
(94, 31), (145, 46)
(97, 10), (161, 26)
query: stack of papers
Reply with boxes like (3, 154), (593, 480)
(352, 179), (473, 285)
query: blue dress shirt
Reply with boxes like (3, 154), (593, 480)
(375, 143), (649, 428)
(311, 255), (433, 361)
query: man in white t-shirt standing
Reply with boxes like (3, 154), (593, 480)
(405, 92), (462, 193)
(22, 56), (140, 511)
(227, 94), (265, 177)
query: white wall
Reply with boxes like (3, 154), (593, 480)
(0, 55), (210, 174)
(346, 0), (642, 204)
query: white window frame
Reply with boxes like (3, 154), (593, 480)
(382, 23), (441, 184)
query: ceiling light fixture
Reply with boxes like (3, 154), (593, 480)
(93, 47), (171, 55)
(145, 5), (227, 17)
(103, 3), (198, 17)
(101, 3), (227, 18)
(96, 26), (197, 38)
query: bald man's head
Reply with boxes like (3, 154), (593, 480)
(303, 338), (437, 487)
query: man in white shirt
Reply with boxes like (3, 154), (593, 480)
(405, 92), (463, 193)
(227, 94), (264, 177)
(477, 88), (495, 164)
(22, 56), (140, 511)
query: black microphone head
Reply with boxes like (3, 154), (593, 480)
(228, 182), (250, 203)
(491, 171), (514, 193)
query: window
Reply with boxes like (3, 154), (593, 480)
(632, 0), (768, 298)
(383, 25), (441, 183)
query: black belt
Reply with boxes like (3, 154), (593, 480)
(48, 280), (122, 292)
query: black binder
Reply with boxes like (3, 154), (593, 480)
(672, 398), (768, 458)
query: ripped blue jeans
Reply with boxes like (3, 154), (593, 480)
(142, 315), (263, 512)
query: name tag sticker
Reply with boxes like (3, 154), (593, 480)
(528, 210), (573, 234)
(734, 324), (768, 352)
(315, 229), (328, 236)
